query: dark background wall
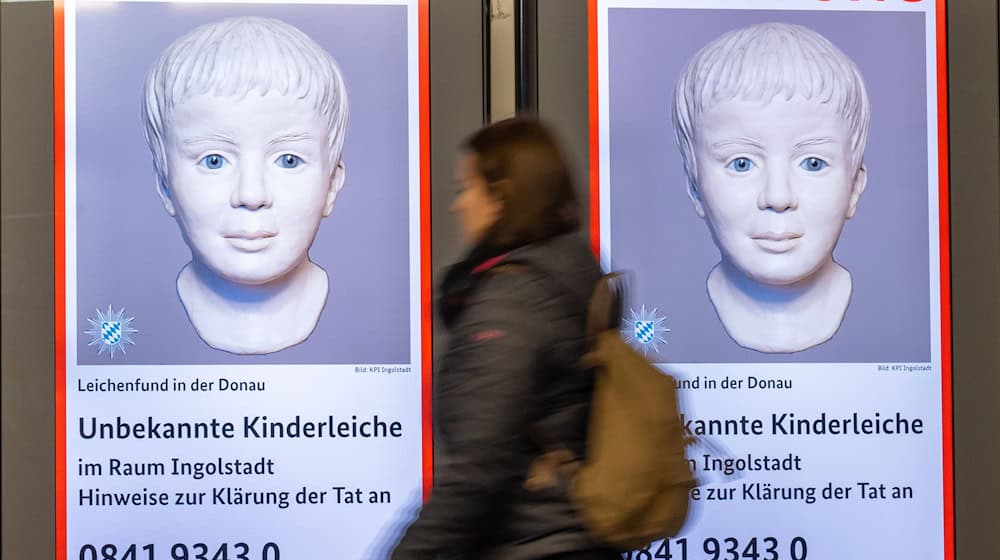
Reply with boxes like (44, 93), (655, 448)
(2, 0), (997, 557)
(947, 1), (1000, 555)
(537, 0), (590, 232)
(2, 3), (56, 559)
(430, 0), (484, 277)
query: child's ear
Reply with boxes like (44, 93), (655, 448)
(687, 178), (706, 218)
(845, 163), (868, 219)
(323, 160), (346, 217)
(156, 177), (176, 217)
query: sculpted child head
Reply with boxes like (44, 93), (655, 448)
(673, 22), (870, 192)
(140, 16), (350, 354)
(671, 22), (872, 353)
(142, 16), (349, 193)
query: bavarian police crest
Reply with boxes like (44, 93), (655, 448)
(84, 305), (137, 358)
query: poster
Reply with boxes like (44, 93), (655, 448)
(56, 0), (430, 558)
(591, 0), (952, 558)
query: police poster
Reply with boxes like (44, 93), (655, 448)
(55, 1), (430, 557)
(591, 0), (953, 558)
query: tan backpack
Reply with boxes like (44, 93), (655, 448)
(571, 273), (696, 551)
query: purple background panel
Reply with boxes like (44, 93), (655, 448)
(607, 9), (932, 363)
(75, 2), (412, 365)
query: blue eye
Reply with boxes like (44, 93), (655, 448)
(726, 157), (755, 173)
(199, 154), (228, 170)
(800, 157), (829, 172)
(275, 154), (303, 169)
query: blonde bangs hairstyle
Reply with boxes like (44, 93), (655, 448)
(141, 16), (350, 191)
(672, 22), (871, 191)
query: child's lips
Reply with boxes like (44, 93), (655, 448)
(751, 231), (802, 253)
(224, 231), (277, 252)
(225, 230), (277, 240)
(753, 231), (801, 242)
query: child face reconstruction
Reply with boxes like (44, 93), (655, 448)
(672, 22), (871, 352)
(141, 16), (350, 354)
(691, 94), (866, 286)
(160, 89), (339, 286)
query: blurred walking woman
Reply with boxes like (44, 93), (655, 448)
(390, 119), (616, 559)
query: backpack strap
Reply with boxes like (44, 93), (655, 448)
(586, 272), (627, 341)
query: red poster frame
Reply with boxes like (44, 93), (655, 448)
(587, 1), (953, 558)
(52, 1), (433, 557)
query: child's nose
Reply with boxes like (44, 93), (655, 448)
(758, 168), (798, 212)
(231, 161), (273, 210)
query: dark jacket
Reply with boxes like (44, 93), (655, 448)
(391, 233), (607, 559)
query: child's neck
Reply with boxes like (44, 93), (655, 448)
(706, 258), (852, 353)
(176, 259), (328, 354)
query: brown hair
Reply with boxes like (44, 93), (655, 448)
(463, 118), (580, 249)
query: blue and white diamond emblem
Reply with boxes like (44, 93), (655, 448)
(634, 320), (655, 344)
(85, 305), (138, 358)
(622, 305), (670, 355)
(101, 321), (122, 345)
